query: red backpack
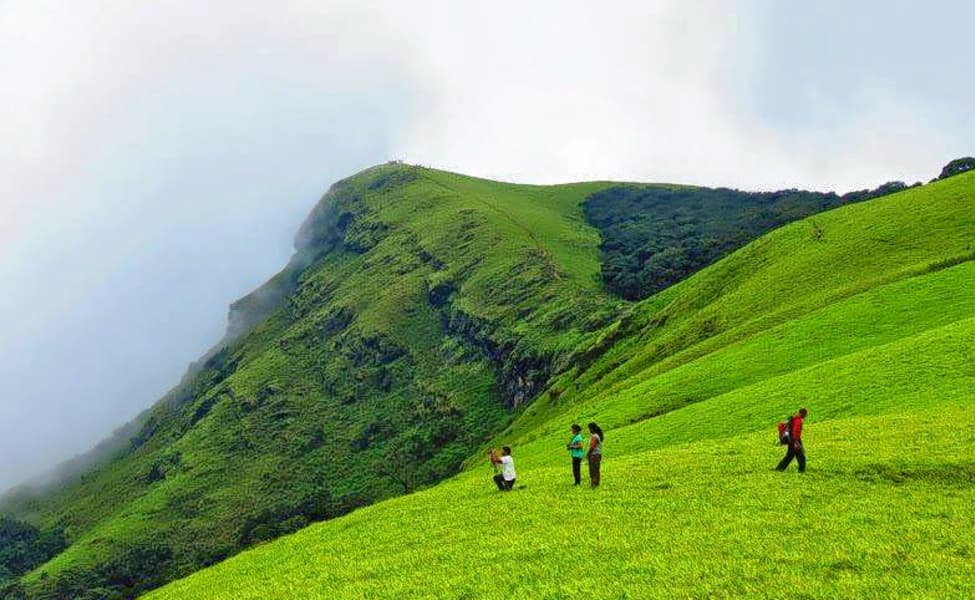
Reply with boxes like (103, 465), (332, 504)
(777, 416), (794, 445)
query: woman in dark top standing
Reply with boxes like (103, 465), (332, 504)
(587, 422), (604, 488)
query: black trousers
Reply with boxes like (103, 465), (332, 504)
(572, 457), (582, 485)
(776, 442), (806, 472)
(493, 474), (515, 491)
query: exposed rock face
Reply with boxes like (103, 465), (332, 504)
(225, 179), (359, 345)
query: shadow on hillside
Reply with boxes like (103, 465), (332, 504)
(844, 462), (975, 486)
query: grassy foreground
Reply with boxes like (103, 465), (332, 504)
(148, 403), (975, 599)
(146, 174), (975, 598)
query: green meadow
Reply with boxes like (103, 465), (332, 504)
(148, 404), (975, 599)
(143, 173), (975, 599)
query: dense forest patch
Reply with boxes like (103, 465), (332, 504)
(0, 516), (65, 595)
(583, 181), (911, 300)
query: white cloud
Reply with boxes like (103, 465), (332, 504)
(378, 0), (971, 190)
(390, 1), (768, 185)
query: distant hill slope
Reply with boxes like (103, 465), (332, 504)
(143, 173), (975, 599)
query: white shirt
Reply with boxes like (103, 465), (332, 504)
(499, 455), (516, 481)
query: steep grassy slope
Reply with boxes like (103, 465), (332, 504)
(4, 165), (628, 599)
(147, 173), (975, 599)
(506, 172), (975, 452)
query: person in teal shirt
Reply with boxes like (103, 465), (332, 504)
(566, 424), (585, 485)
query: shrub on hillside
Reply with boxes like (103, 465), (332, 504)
(937, 157), (975, 180)
(0, 516), (65, 583)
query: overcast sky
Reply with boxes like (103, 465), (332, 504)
(1, 0), (972, 491)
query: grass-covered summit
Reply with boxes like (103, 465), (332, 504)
(144, 171), (975, 599)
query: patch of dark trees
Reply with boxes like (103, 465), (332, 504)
(1, 539), (174, 600)
(583, 181), (916, 301)
(0, 516), (65, 594)
(937, 156), (975, 181)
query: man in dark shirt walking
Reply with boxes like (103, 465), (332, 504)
(776, 408), (807, 473)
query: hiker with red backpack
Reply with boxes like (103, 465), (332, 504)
(776, 408), (808, 473)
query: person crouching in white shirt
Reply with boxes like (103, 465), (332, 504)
(490, 446), (516, 491)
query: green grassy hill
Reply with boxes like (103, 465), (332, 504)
(1, 165), (627, 599)
(3, 164), (972, 599)
(144, 172), (975, 599)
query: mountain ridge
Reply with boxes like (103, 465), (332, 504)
(3, 163), (971, 599)
(144, 168), (975, 600)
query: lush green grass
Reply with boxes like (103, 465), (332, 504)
(509, 259), (975, 459)
(498, 171), (975, 456)
(147, 403), (975, 599)
(145, 173), (975, 598)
